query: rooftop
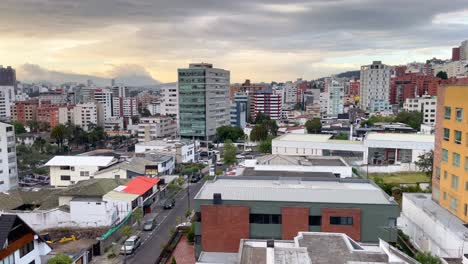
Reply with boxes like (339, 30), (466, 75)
(121, 176), (160, 195)
(45, 156), (117, 167)
(255, 155), (347, 167)
(366, 133), (434, 143)
(240, 168), (335, 178)
(195, 177), (395, 205)
(95, 157), (154, 176)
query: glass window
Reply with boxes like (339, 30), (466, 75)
(456, 108), (463, 122)
(433, 187), (440, 200)
(309, 216), (322, 226)
(450, 197), (458, 211)
(444, 128), (450, 141)
(444, 170), (448, 179)
(60, 175), (71, 181)
(435, 167), (440, 179)
(249, 214), (282, 224)
(442, 149), (449, 162)
(452, 175), (459, 189)
(20, 241), (34, 258)
(445, 106), (451, 120)
(330, 216), (353, 225)
(453, 153), (461, 167)
(455, 130), (462, 144)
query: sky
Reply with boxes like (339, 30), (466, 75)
(1, 0), (468, 85)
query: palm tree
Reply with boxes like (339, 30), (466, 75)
(33, 137), (47, 153)
(27, 120), (39, 133)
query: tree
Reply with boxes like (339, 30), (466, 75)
(121, 226), (133, 264)
(223, 140), (237, 166)
(436, 71), (448, 80)
(258, 138), (272, 153)
(415, 252), (441, 264)
(216, 126), (245, 142)
(47, 254), (73, 264)
(171, 257), (177, 264)
(26, 120), (39, 133)
(133, 208), (143, 226)
(32, 137), (47, 153)
(305, 118), (322, 134)
(415, 151), (434, 178)
(250, 124), (268, 142)
(50, 124), (68, 150)
(334, 133), (349, 140)
(13, 122), (26, 135)
(395, 111), (423, 130)
(254, 112), (269, 124)
(131, 116), (140, 124)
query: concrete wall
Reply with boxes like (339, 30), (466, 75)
(1, 210), (72, 231)
(70, 200), (113, 227)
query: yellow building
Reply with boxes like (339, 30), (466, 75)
(433, 85), (468, 221)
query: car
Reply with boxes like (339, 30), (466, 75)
(190, 174), (201, 183)
(142, 215), (157, 231)
(163, 199), (175, 209)
(120, 235), (141, 255)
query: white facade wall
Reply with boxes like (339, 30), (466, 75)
(403, 96), (437, 125)
(160, 85), (179, 117)
(72, 103), (99, 131)
(360, 61), (392, 110)
(327, 80), (344, 117)
(433, 60), (468, 78)
(0, 122), (18, 192)
(70, 200), (113, 227)
(283, 81), (297, 104)
(137, 116), (178, 142)
(50, 165), (105, 187)
(93, 89), (113, 118)
(0, 85), (15, 118)
(1, 209), (72, 231)
(3, 237), (52, 264)
(319, 92), (329, 115)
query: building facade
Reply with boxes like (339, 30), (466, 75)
(137, 116), (178, 142)
(403, 95), (437, 125)
(249, 92), (282, 120)
(178, 63), (230, 140)
(0, 122), (18, 192)
(326, 79), (344, 117)
(92, 88), (113, 119)
(160, 84), (179, 117)
(0, 86), (15, 119)
(360, 61), (392, 110)
(11, 100), (38, 125)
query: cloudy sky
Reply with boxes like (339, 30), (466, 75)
(1, 0), (468, 84)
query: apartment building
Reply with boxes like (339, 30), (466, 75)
(92, 88), (113, 118)
(137, 116), (178, 142)
(403, 95), (437, 125)
(11, 100), (38, 125)
(178, 63), (230, 140)
(0, 85), (15, 119)
(0, 122), (18, 192)
(249, 92), (282, 120)
(360, 61), (392, 110)
(325, 79), (344, 117)
(160, 84), (179, 117)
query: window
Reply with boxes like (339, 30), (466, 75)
(6, 127), (12, 132)
(444, 170), (448, 179)
(450, 197), (458, 211)
(20, 241), (34, 258)
(445, 106), (451, 120)
(443, 192), (447, 200)
(249, 214), (282, 224)
(433, 187), (440, 200)
(442, 149), (448, 162)
(435, 167), (440, 179)
(444, 128), (450, 141)
(456, 108), (464, 122)
(60, 175), (71, 181)
(453, 153), (461, 167)
(466, 157), (468, 172)
(28, 261), (35, 264)
(455, 130), (462, 144)
(59, 166), (70, 170)
(80, 171), (90, 177)
(309, 216), (322, 226)
(452, 175), (459, 189)
(194, 212), (201, 222)
(0, 254), (15, 264)
(330, 216), (353, 225)
(465, 204), (467, 217)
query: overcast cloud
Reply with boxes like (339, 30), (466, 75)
(1, 0), (468, 84)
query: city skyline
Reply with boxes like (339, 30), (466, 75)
(1, 0), (468, 84)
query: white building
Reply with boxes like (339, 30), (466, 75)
(135, 140), (196, 163)
(360, 61), (392, 110)
(433, 60), (468, 78)
(283, 81), (297, 104)
(272, 133), (434, 173)
(137, 116), (178, 142)
(104, 117), (125, 132)
(460, 40), (468, 60)
(160, 84), (178, 117)
(72, 102), (104, 131)
(398, 193), (468, 259)
(403, 95), (437, 125)
(92, 88), (113, 118)
(0, 122), (18, 192)
(0, 85), (15, 119)
(319, 92), (329, 116)
(45, 156), (119, 187)
(112, 97), (138, 117)
(325, 79), (344, 117)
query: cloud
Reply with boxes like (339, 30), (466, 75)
(2, 0), (468, 82)
(17, 64), (159, 86)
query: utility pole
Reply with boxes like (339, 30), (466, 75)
(187, 172), (191, 210)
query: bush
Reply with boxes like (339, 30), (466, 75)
(48, 254), (73, 264)
(187, 224), (195, 243)
(415, 252), (441, 264)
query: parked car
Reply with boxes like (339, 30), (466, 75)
(120, 235), (141, 255)
(142, 215), (157, 231)
(190, 174), (201, 183)
(163, 199), (175, 209)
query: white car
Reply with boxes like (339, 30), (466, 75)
(120, 235), (141, 255)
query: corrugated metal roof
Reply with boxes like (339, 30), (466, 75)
(122, 176), (160, 195)
(45, 156), (117, 167)
(195, 179), (394, 205)
(103, 190), (139, 202)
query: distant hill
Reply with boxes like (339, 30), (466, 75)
(335, 70), (360, 79)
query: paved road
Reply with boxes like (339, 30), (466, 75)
(123, 180), (204, 264)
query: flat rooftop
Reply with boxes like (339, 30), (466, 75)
(274, 134), (361, 144)
(195, 178), (395, 205)
(45, 156), (117, 167)
(256, 155), (347, 167)
(241, 168), (335, 178)
(366, 133), (434, 143)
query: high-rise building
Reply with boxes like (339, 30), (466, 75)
(460, 40), (468, 60)
(178, 63), (230, 140)
(160, 84), (178, 117)
(112, 85), (129, 98)
(403, 95), (437, 125)
(11, 100), (39, 125)
(325, 79), (344, 117)
(137, 116), (178, 142)
(432, 60), (468, 78)
(452, 47), (461, 61)
(432, 85), (468, 221)
(250, 92), (282, 120)
(360, 61), (392, 110)
(283, 81), (297, 104)
(0, 66), (16, 86)
(0, 122), (18, 192)
(92, 88), (113, 118)
(112, 97), (138, 118)
(0, 85), (15, 119)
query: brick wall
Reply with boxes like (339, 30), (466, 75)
(432, 84), (445, 198)
(281, 207), (309, 240)
(321, 208), (361, 241)
(200, 205), (249, 252)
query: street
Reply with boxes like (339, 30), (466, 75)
(122, 180), (204, 264)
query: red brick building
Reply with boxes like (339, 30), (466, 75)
(193, 177), (399, 257)
(11, 99), (39, 125)
(229, 79), (268, 100)
(452, 47), (461, 61)
(390, 73), (445, 105)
